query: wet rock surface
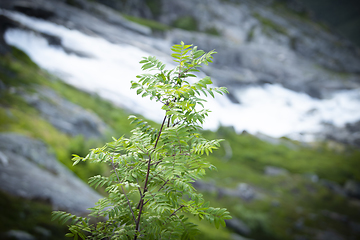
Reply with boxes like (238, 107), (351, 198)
(0, 133), (102, 214)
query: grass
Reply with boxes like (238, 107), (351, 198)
(203, 127), (360, 185)
(0, 47), (137, 182)
(200, 127), (360, 239)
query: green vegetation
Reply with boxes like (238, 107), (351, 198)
(199, 127), (360, 239)
(0, 47), (135, 182)
(253, 12), (288, 36)
(246, 26), (256, 42)
(145, 0), (162, 17)
(270, 1), (331, 33)
(53, 42), (231, 239)
(172, 16), (198, 32)
(65, 0), (83, 8)
(1, 45), (360, 240)
(122, 14), (170, 32)
(204, 128), (360, 185)
(205, 26), (221, 36)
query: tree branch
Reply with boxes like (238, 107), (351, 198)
(134, 115), (167, 240)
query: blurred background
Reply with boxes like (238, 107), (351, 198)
(0, 0), (360, 239)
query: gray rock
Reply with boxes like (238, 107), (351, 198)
(321, 210), (348, 222)
(234, 183), (256, 201)
(34, 226), (51, 237)
(303, 173), (319, 183)
(225, 218), (251, 236)
(192, 180), (218, 193)
(350, 221), (360, 233)
(264, 166), (289, 176)
(294, 218), (304, 229)
(255, 132), (298, 149)
(231, 233), (253, 240)
(320, 121), (360, 149)
(5, 230), (35, 240)
(320, 179), (347, 197)
(0, 133), (102, 214)
(193, 180), (264, 201)
(21, 87), (108, 138)
(315, 230), (345, 240)
(162, 0), (360, 98)
(344, 180), (360, 199)
(0, 15), (16, 55)
(0, 150), (9, 166)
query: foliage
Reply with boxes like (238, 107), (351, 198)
(121, 14), (170, 32)
(172, 16), (198, 31)
(2, 44), (360, 240)
(52, 42), (231, 239)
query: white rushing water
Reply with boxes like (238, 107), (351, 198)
(3, 10), (360, 141)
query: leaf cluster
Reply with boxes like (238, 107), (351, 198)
(53, 42), (231, 239)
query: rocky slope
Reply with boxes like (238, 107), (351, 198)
(0, 133), (102, 215)
(2, 0), (360, 147)
(1, 1), (360, 240)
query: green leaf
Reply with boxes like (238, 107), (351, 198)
(136, 88), (143, 95)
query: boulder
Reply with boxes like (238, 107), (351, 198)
(345, 180), (360, 199)
(21, 87), (108, 138)
(225, 218), (251, 236)
(320, 122), (360, 149)
(0, 133), (102, 214)
(264, 166), (289, 176)
(0, 15), (16, 54)
(4, 230), (35, 240)
(320, 179), (347, 197)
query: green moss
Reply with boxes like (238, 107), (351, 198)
(122, 14), (170, 32)
(246, 26), (256, 42)
(145, 0), (162, 17)
(172, 16), (198, 31)
(205, 26), (221, 36)
(253, 12), (288, 36)
(65, 0), (83, 8)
